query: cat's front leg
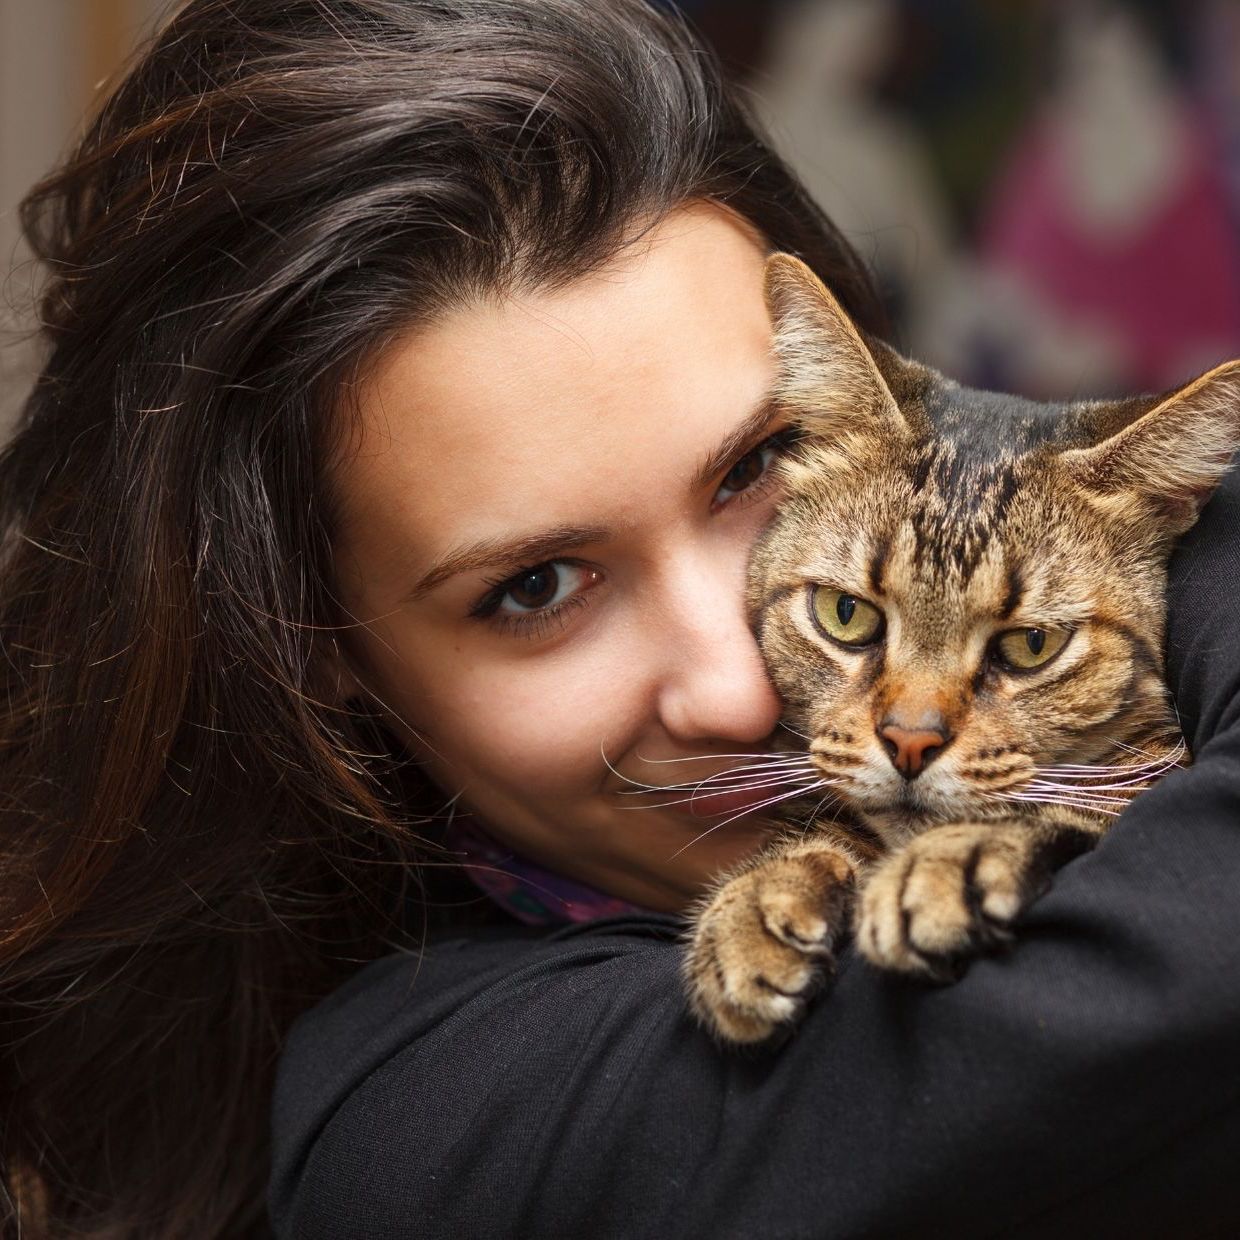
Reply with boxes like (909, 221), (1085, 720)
(856, 819), (1102, 981)
(685, 840), (857, 1044)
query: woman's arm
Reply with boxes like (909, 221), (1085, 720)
(269, 471), (1240, 1240)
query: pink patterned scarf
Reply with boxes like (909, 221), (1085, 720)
(443, 815), (647, 925)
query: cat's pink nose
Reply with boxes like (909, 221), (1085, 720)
(878, 721), (950, 779)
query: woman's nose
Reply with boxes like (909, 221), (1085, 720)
(654, 565), (783, 746)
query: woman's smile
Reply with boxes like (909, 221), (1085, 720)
(327, 203), (793, 911)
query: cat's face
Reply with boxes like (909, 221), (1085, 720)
(751, 254), (1240, 841)
(751, 430), (1170, 836)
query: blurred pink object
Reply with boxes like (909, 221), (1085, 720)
(980, 4), (1240, 395)
(981, 106), (1240, 393)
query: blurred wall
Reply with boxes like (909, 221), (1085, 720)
(3, 0), (1237, 434)
(0, 0), (169, 435)
(741, 0), (1240, 400)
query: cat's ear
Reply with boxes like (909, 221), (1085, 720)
(764, 253), (915, 446)
(1060, 360), (1240, 535)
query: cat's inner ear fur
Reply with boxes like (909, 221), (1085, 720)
(1060, 359), (1240, 535)
(764, 253), (916, 446)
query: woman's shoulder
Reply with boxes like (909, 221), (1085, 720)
(280, 913), (683, 1074)
(268, 913), (686, 1236)
(268, 820), (1240, 1240)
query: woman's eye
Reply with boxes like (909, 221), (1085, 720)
(470, 559), (601, 634)
(490, 561), (594, 615)
(713, 431), (796, 506)
(504, 564), (567, 611)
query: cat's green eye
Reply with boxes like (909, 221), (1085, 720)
(810, 588), (884, 646)
(995, 626), (1071, 671)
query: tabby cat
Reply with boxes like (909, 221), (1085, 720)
(685, 253), (1240, 1045)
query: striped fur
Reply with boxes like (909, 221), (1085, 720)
(686, 254), (1240, 1044)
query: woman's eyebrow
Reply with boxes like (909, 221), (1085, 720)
(405, 524), (609, 602)
(690, 396), (780, 490)
(406, 396), (779, 603)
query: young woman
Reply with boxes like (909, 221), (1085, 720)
(3, 2), (1238, 1237)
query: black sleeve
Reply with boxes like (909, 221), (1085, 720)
(268, 470), (1240, 1240)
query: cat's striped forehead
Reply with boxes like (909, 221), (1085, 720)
(774, 426), (1098, 637)
(900, 440), (1022, 585)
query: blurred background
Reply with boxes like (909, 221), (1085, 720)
(1, 0), (168, 431)
(4, 0), (1240, 437)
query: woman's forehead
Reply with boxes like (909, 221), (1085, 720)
(328, 203), (775, 573)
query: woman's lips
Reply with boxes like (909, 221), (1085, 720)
(682, 785), (786, 818)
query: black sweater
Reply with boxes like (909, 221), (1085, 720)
(268, 469), (1240, 1239)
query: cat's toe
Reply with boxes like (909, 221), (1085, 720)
(685, 850), (854, 1044)
(857, 824), (1023, 980)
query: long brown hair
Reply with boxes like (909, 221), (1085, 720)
(0, 1), (884, 1234)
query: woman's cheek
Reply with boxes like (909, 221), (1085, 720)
(469, 641), (648, 791)
(390, 618), (646, 796)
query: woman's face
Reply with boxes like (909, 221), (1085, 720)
(329, 203), (795, 913)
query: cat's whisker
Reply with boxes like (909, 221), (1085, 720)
(995, 801), (1122, 820)
(600, 743), (648, 790)
(670, 763), (820, 786)
(798, 786), (844, 830)
(619, 776), (819, 803)
(620, 753), (816, 790)
(624, 773), (828, 813)
(993, 791), (1123, 816)
(1034, 752), (1185, 781)
(1105, 737), (1188, 764)
(613, 753), (813, 790)
(1031, 770), (1162, 785)
(1011, 782), (1130, 801)
(626, 775), (826, 814)
(617, 753), (813, 793)
(1027, 748), (1186, 801)
(634, 773), (828, 813)
(1111, 737), (1175, 756)
(1015, 793), (1128, 809)
(996, 783), (1125, 802)
(1027, 779), (1150, 795)
(665, 779), (832, 861)
(1030, 737), (1187, 784)
(1038, 748), (1185, 770)
(674, 757), (816, 776)
(1029, 769), (1174, 790)
(633, 750), (805, 766)
(601, 747), (808, 795)
(1035, 762), (1168, 776)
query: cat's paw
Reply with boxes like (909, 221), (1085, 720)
(856, 822), (1034, 981)
(685, 847), (855, 1044)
